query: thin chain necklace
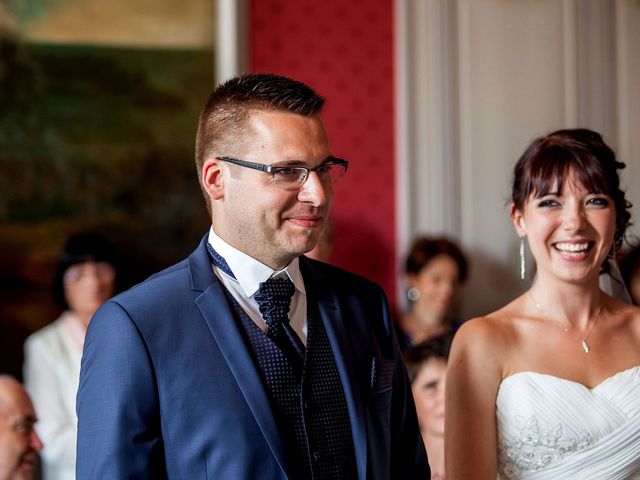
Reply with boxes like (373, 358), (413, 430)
(529, 292), (602, 353)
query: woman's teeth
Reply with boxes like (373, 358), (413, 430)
(554, 242), (590, 252)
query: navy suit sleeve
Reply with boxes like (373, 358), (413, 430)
(76, 300), (165, 479)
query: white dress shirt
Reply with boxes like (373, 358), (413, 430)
(208, 227), (308, 344)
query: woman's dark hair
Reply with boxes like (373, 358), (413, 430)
(53, 232), (118, 310)
(405, 237), (469, 283)
(404, 332), (453, 384)
(620, 244), (640, 293)
(511, 128), (632, 251)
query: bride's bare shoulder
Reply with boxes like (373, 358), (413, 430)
(447, 302), (528, 392)
(452, 300), (524, 362)
(457, 300), (521, 338)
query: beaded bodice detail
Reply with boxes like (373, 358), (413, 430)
(498, 416), (593, 478)
(496, 367), (640, 479)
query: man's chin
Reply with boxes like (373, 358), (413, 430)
(284, 227), (321, 245)
(273, 229), (321, 261)
(286, 243), (320, 262)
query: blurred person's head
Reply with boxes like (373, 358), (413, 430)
(405, 237), (468, 321)
(405, 333), (452, 440)
(0, 375), (42, 480)
(620, 245), (640, 305)
(53, 232), (118, 326)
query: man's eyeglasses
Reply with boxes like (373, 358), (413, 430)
(216, 156), (348, 190)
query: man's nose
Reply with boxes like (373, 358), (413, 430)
(30, 430), (43, 452)
(298, 171), (329, 207)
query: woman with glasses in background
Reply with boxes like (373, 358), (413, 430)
(23, 232), (118, 480)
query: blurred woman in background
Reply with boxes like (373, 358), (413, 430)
(405, 332), (453, 480)
(23, 232), (118, 480)
(398, 237), (469, 349)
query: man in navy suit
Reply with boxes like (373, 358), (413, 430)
(76, 73), (429, 479)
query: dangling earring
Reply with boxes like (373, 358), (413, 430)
(407, 287), (421, 302)
(520, 237), (526, 280)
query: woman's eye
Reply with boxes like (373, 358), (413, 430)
(586, 197), (610, 207)
(537, 199), (559, 208)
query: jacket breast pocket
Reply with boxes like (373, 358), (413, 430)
(369, 357), (394, 410)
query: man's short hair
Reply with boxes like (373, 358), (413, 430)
(194, 73), (326, 211)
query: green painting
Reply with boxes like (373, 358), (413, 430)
(0, 0), (215, 377)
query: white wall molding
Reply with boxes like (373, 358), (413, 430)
(395, 0), (411, 303)
(577, 0), (616, 139)
(562, 0), (579, 126)
(396, 0), (460, 241)
(614, 0), (640, 241)
(216, 0), (249, 83)
(395, 0), (460, 306)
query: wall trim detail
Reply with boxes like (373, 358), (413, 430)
(216, 0), (249, 82)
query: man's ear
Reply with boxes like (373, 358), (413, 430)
(510, 203), (526, 238)
(202, 158), (225, 200)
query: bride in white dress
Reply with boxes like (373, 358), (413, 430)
(446, 129), (640, 479)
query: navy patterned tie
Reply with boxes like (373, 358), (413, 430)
(206, 242), (305, 364)
(255, 277), (306, 363)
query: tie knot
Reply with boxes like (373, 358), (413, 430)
(254, 277), (295, 328)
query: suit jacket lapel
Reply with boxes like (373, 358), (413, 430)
(188, 236), (288, 476)
(301, 258), (368, 480)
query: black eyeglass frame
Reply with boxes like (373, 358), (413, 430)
(216, 156), (349, 188)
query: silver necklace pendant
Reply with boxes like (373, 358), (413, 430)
(529, 291), (601, 354)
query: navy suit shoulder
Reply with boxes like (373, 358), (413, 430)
(105, 259), (192, 320)
(301, 255), (381, 288)
(300, 256), (391, 319)
(78, 241), (285, 479)
(301, 257), (397, 350)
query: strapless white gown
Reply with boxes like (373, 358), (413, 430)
(496, 366), (640, 479)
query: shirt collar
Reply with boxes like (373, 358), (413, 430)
(208, 227), (305, 297)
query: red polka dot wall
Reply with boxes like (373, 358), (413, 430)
(251, 0), (398, 312)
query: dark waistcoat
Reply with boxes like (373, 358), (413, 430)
(222, 287), (358, 479)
